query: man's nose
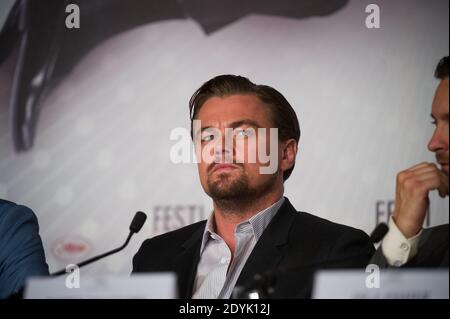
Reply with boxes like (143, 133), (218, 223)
(428, 127), (447, 152)
(214, 130), (233, 161)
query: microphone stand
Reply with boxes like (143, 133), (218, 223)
(51, 232), (134, 276)
(51, 211), (147, 276)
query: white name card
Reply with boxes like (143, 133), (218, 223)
(25, 273), (177, 299)
(312, 268), (449, 299)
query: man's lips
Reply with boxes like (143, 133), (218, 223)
(438, 161), (449, 174)
(211, 164), (239, 173)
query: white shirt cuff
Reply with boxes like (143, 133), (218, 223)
(381, 217), (422, 267)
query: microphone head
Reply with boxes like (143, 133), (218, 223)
(129, 211), (147, 234)
(370, 222), (389, 243)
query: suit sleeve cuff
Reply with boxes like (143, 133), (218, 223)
(381, 217), (422, 267)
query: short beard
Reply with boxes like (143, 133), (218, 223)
(206, 171), (277, 213)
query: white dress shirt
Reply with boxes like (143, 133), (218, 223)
(192, 197), (285, 299)
(381, 217), (423, 266)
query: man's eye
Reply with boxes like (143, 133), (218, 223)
(201, 134), (215, 142)
(431, 120), (437, 126)
(235, 128), (253, 138)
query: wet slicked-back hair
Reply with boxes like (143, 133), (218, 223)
(189, 75), (301, 181)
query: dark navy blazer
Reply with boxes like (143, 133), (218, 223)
(0, 199), (49, 298)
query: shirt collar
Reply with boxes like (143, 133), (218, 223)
(199, 197), (285, 253)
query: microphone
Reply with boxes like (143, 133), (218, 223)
(233, 250), (376, 299)
(51, 211), (147, 276)
(235, 224), (387, 299)
(370, 222), (389, 244)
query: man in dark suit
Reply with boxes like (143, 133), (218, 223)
(133, 75), (374, 298)
(0, 199), (49, 298)
(371, 56), (449, 268)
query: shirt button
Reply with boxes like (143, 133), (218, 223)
(220, 257), (228, 264)
(400, 243), (409, 251)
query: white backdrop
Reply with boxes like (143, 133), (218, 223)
(0, 0), (448, 275)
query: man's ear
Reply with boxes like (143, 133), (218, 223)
(280, 139), (297, 172)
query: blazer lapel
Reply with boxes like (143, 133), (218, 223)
(172, 223), (205, 298)
(235, 198), (297, 293)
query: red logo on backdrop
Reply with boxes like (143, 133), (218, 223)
(52, 235), (92, 262)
